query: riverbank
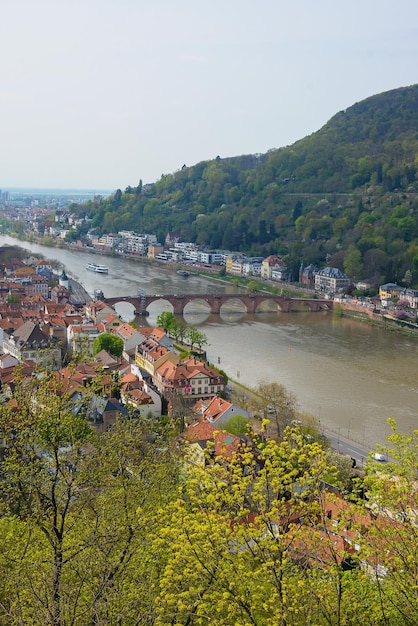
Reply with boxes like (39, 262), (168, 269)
(339, 303), (418, 335)
(2, 232), (418, 446)
(5, 233), (418, 338)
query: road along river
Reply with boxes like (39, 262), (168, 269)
(1, 235), (417, 449)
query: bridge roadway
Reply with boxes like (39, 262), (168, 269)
(103, 293), (333, 316)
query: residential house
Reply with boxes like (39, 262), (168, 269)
(135, 337), (179, 378)
(261, 255), (285, 280)
(147, 243), (165, 259)
(379, 283), (404, 302)
(355, 280), (373, 292)
(50, 284), (70, 304)
(120, 371), (158, 418)
(191, 395), (250, 427)
(181, 417), (246, 466)
(271, 265), (291, 282)
(121, 388), (155, 417)
(2, 321), (61, 369)
(315, 267), (350, 294)
(121, 368), (162, 416)
(0, 360), (36, 399)
(93, 349), (122, 370)
(13, 265), (36, 279)
(41, 316), (68, 354)
(84, 300), (116, 325)
(0, 317), (23, 350)
(154, 357), (226, 400)
(67, 323), (102, 357)
(165, 232), (182, 246)
(401, 288), (418, 309)
(23, 275), (49, 298)
(75, 394), (129, 434)
(299, 264), (318, 287)
(138, 326), (174, 351)
(0, 354), (19, 370)
(114, 322), (148, 360)
(242, 257), (264, 277)
(225, 255), (247, 276)
(100, 312), (122, 334)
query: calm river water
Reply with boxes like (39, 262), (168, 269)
(2, 236), (418, 448)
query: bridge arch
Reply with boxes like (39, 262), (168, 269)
(145, 297), (175, 315)
(102, 294), (333, 317)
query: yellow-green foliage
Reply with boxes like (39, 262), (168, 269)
(0, 371), (417, 626)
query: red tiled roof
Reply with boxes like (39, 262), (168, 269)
(182, 417), (243, 460)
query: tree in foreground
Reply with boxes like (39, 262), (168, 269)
(0, 364), (416, 626)
(357, 421), (418, 625)
(153, 427), (366, 625)
(153, 420), (418, 625)
(0, 370), (178, 625)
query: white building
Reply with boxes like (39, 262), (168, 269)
(315, 267), (350, 293)
(242, 257), (264, 276)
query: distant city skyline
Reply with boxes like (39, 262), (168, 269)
(1, 0), (417, 190)
(2, 187), (113, 196)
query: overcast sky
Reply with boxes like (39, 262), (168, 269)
(1, 0), (417, 191)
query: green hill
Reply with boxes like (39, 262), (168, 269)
(70, 84), (418, 287)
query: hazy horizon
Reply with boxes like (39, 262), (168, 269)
(1, 1), (417, 190)
(2, 187), (113, 194)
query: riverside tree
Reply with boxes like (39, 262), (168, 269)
(156, 311), (177, 334)
(156, 311), (208, 353)
(252, 380), (297, 440)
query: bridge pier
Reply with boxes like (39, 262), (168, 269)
(244, 299), (257, 314)
(172, 300), (186, 315)
(208, 298), (222, 314)
(277, 299), (292, 313)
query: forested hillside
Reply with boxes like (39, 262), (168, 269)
(71, 84), (418, 286)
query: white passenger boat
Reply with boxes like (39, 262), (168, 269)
(86, 262), (109, 274)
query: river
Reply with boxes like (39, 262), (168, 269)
(1, 235), (417, 448)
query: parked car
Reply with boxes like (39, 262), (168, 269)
(373, 452), (386, 462)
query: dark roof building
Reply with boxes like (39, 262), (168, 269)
(314, 267), (350, 293)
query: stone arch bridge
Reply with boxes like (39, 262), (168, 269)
(103, 293), (333, 316)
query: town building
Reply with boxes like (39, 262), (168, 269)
(261, 255), (285, 280)
(153, 357), (225, 400)
(379, 283), (404, 301)
(3, 320), (61, 369)
(191, 395), (250, 427)
(299, 263), (318, 287)
(314, 267), (350, 294)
